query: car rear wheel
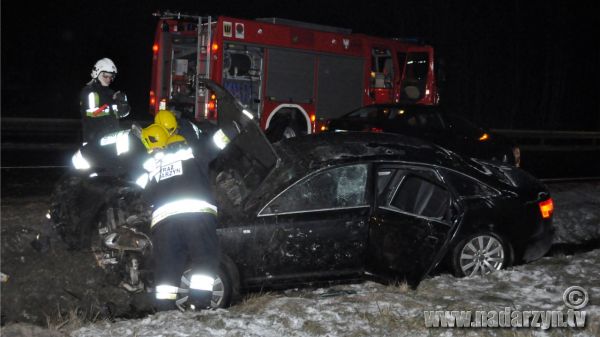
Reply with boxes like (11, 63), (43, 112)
(450, 232), (512, 277)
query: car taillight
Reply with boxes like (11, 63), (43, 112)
(539, 198), (554, 219)
(315, 119), (329, 133)
(369, 127), (384, 133)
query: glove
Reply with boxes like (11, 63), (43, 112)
(131, 123), (143, 139)
(113, 91), (131, 118)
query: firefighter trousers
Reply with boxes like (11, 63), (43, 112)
(151, 212), (219, 288)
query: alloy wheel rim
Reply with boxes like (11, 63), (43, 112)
(176, 270), (225, 310)
(459, 235), (505, 277)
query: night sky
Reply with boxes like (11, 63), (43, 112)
(2, 0), (599, 130)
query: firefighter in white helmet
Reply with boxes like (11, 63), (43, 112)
(79, 58), (130, 142)
(136, 124), (219, 311)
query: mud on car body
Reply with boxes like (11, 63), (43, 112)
(212, 130), (554, 293)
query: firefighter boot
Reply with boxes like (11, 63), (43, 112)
(154, 298), (177, 312)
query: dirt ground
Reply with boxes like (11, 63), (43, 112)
(1, 169), (147, 327)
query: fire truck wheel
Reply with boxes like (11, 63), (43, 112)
(267, 118), (305, 142)
(282, 123), (301, 139)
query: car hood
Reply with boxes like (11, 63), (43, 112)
(203, 79), (279, 218)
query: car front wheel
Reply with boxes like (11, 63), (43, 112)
(450, 232), (513, 277)
(176, 265), (233, 310)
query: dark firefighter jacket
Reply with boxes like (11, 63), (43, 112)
(139, 141), (217, 229)
(80, 80), (129, 142)
(73, 128), (147, 181)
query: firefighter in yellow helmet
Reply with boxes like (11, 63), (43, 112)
(155, 110), (179, 136)
(137, 124), (218, 311)
(153, 109), (221, 178)
(140, 124), (170, 152)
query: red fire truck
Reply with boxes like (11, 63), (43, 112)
(150, 12), (438, 140)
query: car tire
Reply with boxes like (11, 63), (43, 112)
(450, 231), (513, 277)
(176, 261), (236, 310)
(266, 117), (305, 142)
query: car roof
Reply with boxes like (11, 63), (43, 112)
(275, 131), (455, 170)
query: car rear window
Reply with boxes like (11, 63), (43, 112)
(441, 169), (498, 198)
(260, 164), (368, 215)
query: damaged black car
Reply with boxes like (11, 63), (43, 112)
(48, 80), (554, 310)
(212, 130), (554, 299)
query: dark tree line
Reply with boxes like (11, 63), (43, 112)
(421, 1), (599, 131)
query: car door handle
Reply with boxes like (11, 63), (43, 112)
(425, 235), (439, 245)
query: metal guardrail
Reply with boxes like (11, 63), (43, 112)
(492, 129), (600, 151)
(2, 117), (600, 151)
(1, 118), (149, 150)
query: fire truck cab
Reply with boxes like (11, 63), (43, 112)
(150, 13), (438, 140)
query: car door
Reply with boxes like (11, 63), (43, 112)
(251, 163), (371, 283)
(366, 165), (461, 285)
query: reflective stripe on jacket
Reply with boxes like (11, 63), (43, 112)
(151, 198), (217, 227)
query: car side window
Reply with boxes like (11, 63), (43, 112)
(390, 175), (450, 219)
(261, 164), (369, 215)
(441, 169), (498, 198)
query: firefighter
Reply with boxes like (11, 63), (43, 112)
(137, 124), (219, 311)
(154, 109), (220, 176)
(80, 58), (130, 142)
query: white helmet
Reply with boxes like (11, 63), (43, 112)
(91, 58), (117, 79)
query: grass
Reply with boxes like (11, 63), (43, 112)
(45, 304), (100, 333)
(231, 291), (277, 315)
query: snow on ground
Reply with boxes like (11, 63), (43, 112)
(71, 247), (600, 337)
(1, 179), (599, 337)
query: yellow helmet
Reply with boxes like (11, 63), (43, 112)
(166, 134), (187, 146)
(141, 124), (169, 152)
(154, 110), (178, 136)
